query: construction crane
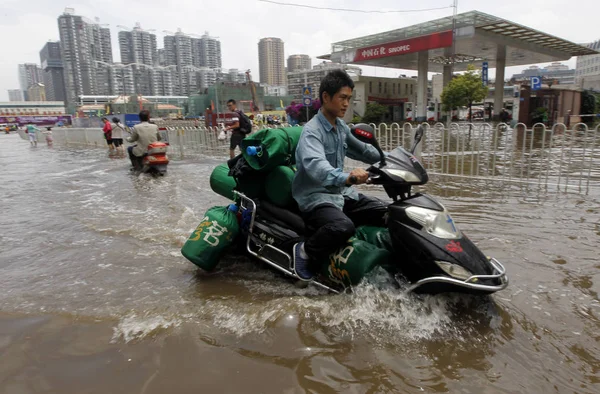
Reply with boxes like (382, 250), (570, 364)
(245, 70), (260, 113)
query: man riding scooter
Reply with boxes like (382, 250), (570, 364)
(127, 110), (161, 170)
(292, 69), (388, 280)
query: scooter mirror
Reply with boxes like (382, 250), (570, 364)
(409, 126), (424, 154)
(350, 123), (386, 166)
(350, 123), (376, 145)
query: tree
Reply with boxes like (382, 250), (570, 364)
(441, 64), (489, 122)
(580, 90), (598, 125)
(361, 102), (388, 124)
(581, 90), (596, 114)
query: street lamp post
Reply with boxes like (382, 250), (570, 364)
(215, 78), (219, 115)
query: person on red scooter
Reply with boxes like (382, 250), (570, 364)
(126, 110), (161, 170)
(291, 69), (388, 281)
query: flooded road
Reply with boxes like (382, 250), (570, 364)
(1, 133), (599, 393)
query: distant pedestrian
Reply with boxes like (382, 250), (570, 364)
(223, 99), (251, 159)
(42, 127), (54, 147)
(102, 117), (114, 151)
(26, 123), (40, 147)
(111, 117), (126, 154)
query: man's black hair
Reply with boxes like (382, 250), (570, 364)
(112, 117), (120, 123)
(319, 69), (354, 103)
(227, 99), (236, 105)
(139, 110), (150, 122)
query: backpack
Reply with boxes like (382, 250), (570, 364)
(236, 110), (252, 135)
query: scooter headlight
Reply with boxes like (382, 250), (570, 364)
(385, 169), (421, 183)
(405, 206), (461, 239)
(435, 261), (474, 281)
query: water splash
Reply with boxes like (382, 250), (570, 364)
(112, 313), (182, 343)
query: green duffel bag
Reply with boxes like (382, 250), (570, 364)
(318, 238), (391, 287)
(181, 204), (240, 271)
(209, 164), (237, 201)
(354, 226), (394, 253)
(264, 165), (295, 207)
(241, 126), (303, 172)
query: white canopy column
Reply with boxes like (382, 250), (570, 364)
(416, 51), (429, 122)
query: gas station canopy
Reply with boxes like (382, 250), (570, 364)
(318, 11), (598, 72)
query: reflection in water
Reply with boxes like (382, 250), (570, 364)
(1, 133), (599, 393)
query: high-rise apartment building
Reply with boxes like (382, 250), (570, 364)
(157, 49), (166, 67)
(8, 89), (24, 102)
(39, 41), (66, 102)
(164, 30), (193, 94)
(164, 30), (193, 68)
(18, 63), (43, 101)
(164, 30), (223, 95)
(110, 65), (136, 95)
(196, 32), (222, 69)
(118, 23), (157, 66)
(57, 8), (113, 108)
(287, 54), (311, 72)
(258, 37), (286, 86)
(152, 68), (175, 96)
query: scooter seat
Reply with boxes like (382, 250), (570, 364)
(258, 199), (305, 235)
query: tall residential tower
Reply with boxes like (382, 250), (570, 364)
(258, 37), (286, 86)
(57, 8), (113, 108)
(118, 23), (158, 66)
(39, 41), (66, 102)
(287, 54), (311, 72)
(18, 63), (43, 101)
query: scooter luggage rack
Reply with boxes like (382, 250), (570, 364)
(405, 257), (509, 293)
(234, 191), (340, 294)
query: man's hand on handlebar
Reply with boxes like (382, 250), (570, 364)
(346, 168), (369, 185)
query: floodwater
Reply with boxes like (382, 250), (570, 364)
(1, 133), (599, 394)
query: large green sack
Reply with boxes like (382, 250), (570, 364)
(354, 226), (394, 253)
(318, 238), (391, 287)
(209, 163), (264, 199)
(241, 127), (303, 171)
(264, 165), (295, 207)
(209, 164), (237, 200)
(181, 205), (239, 271)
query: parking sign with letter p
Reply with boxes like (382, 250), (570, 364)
(531, 76), (542, 91)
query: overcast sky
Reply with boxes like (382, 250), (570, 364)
(1, 0), (599, 101)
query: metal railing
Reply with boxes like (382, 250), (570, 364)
(22, 122), (600, 192)
(384, 122), (600, 192)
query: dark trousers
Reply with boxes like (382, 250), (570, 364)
(303, 194), (387, 261)
(128, 146), (144, 169)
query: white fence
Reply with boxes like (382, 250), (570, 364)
(368, 122), (599, 192)
(20, 122), (600, 192)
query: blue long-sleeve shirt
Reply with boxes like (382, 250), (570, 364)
(292, 110), (381, 212)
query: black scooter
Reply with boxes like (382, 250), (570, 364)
(234, 124), (508, 294)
